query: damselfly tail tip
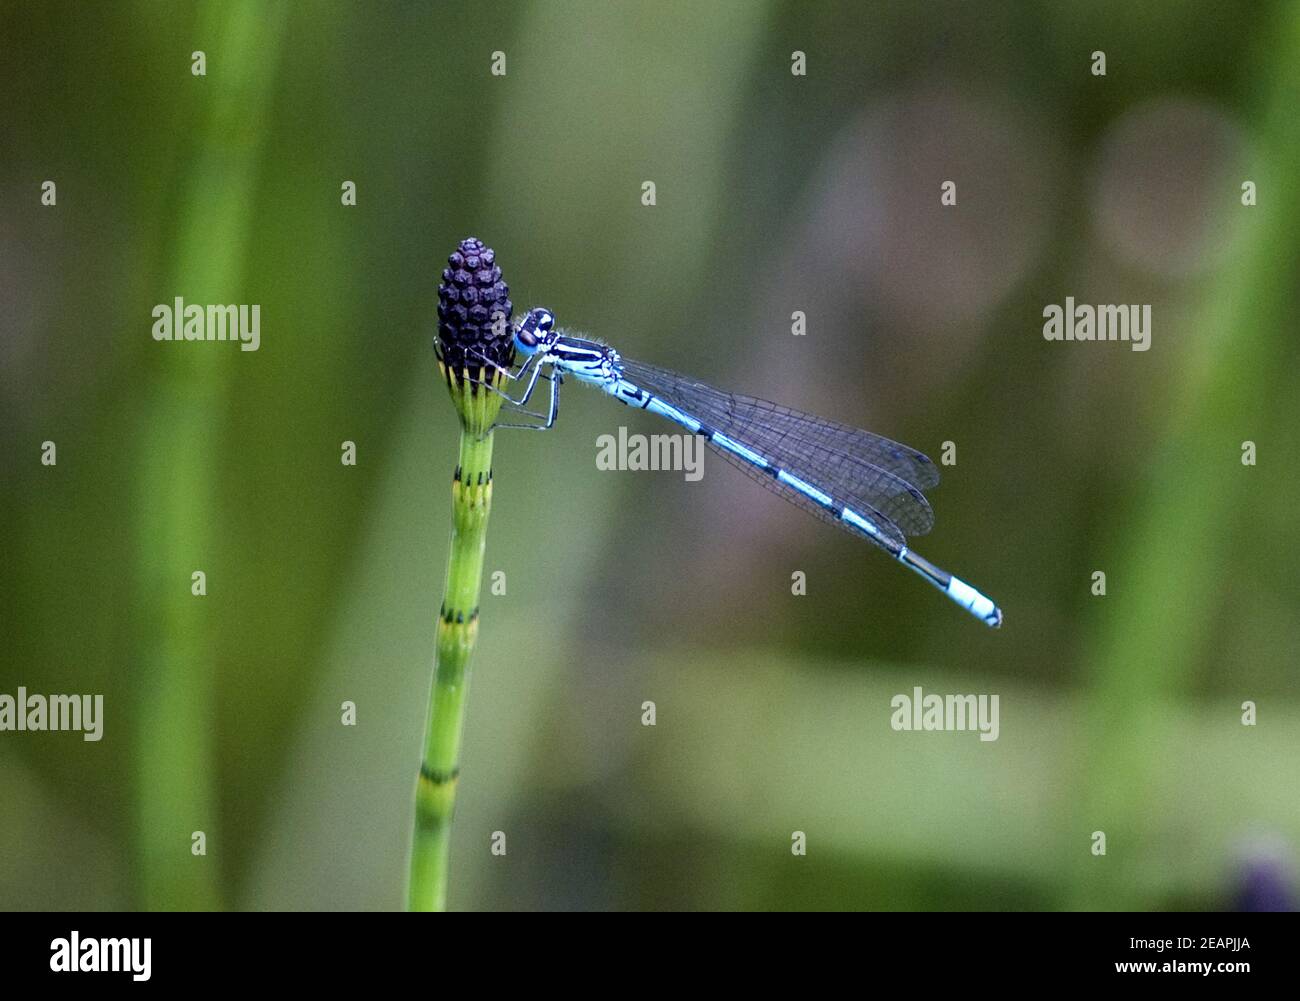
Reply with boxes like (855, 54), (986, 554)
(943, 574), (1003, 629)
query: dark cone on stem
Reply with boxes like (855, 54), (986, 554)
(435, 237), (515, 433)
(436, 236), (514, 378)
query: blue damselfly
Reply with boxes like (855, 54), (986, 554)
(470, 307), (1002, 628)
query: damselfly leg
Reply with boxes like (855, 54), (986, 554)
(461, 345), (551, 408)
(451, 337), (566, 431)
(490, 366), (562, 431)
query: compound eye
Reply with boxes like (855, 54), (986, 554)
(517, 326), (538, 348)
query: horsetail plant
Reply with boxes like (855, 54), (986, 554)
(408, 237), (516, 911)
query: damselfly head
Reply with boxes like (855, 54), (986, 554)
(514, 307), (557, 356)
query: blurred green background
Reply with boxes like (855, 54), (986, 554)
(2, 0), (1298, 911)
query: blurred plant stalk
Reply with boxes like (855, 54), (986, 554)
(1066, 1), (1300, 909)
(134, 1), (287, 909)
(409, 364), (509, 911)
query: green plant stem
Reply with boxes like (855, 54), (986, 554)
(409, 415), (497, 911)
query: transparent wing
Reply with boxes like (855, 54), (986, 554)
(619, 358), (937, 541)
